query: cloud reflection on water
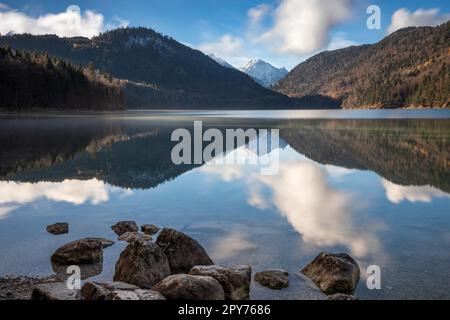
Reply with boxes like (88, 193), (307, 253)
(382, 179), (450, 204)
(201, 157), (382, 258)
(0, 178), (127, 219)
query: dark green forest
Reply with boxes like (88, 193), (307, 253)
(0, 46), (124, 111)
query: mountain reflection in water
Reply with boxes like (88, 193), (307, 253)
(0, 114), (449, 299)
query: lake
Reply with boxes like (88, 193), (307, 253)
(0, 110), (449, 300)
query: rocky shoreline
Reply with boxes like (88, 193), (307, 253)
(0, 221), (360, 300)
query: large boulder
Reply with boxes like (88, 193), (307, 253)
(46, 223), (69, 235)
(114, 241), (170, 288)
(81, 281), (165, 300)
(50, 238), (114, 265)
(111, 221), (138, 236)
(189, 265), (251, 300)
(152, 274), (225, 300)
(118, 231), (152, 243)
(301, 252), (360, 294)
(141, 224), (160, 235)
(156, 228), (213, 273)
(31, 282), (79, 300)
(254, 269), (289, 289)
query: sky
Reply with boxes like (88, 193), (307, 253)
(0, 0), (449, 69)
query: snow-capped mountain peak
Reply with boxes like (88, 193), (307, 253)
(239, 59), (288, 87)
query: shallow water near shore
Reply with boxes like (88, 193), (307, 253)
(0, 110), (449, 300)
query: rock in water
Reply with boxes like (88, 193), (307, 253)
(141, 224), (160, 235)
(254, 269), (289, 289)
(46, 223), (69, 235)
(114, 241), (170, 288)
(152, 274), (225, 300)
(118, 231), (152, 243)
(111, 221), (138, 236)
(31, 282), (79, 300)
(51, 238), (113, 265)
(301, 252), (360, 294)
(156, 228), (213, 273)
(81, 281), (165, 300)
(189, 265), (251, 300)
(327, 293), (358, 300)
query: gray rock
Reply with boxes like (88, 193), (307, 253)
(189, 265), (251, 300)
(156, 228), (213, 273)
(118, 231), (152, 243)
(141, 224), (160, 235)
(106, 289), (166, 300)
(327, 293), (358, 300)
(46, 223), (69, 235)
(254, 269), (289, 289)
(111, 221), (139, 236)
(52, 261), (103, 280)
(81, 281), (166, 300)
(31, 282), (79, 300)
(51, 237), (113, 265)
(114, 241), (170, 288)
(301, 252), (360, 294)
(81, 281), (139, 300)
(152, 274), (225, 300)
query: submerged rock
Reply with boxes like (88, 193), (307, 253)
(111, 221), (138, 236)
(254, 269), (289, 290)
(46, 223), (69, 235)
(327, 293), (358, 300)
(51, 237), (113, 265)
(114, 241), (170, 288)
(152, 274), (225, 300)
(156, 228), (213, 273)
(81, 281), (166, 300)
(118, 231), (152, 243)
(31, 282), (79, 300)
(141, 224), (160, 235)
(301, 252), (360, 294)
(189, 265), (251, 300)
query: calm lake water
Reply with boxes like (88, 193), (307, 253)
(0, 110), (449, 300)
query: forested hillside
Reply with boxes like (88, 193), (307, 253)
(275, 21), (450, 109)
(0, 46), (123, 110)
(0, 28), (305, 109)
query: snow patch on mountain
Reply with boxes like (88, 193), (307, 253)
(208, 53), (235, 69)
(240, 59), (288, 87)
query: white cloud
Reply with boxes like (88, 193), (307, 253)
(212, 228), (258, 259)
(248, 3), (270, 29)
(197, 34), (250, 66)
(381, 179), (449, 204)
(0, 5), (128, 38)
(0, 3), (10, 10)
(0, 179), (110, 206)
(388, 8), (450, 34)
(252, 161), (381, 257)
(257, 0), (354, 54)
(326, 35), (358, 51)
(0, 205), (18, 220)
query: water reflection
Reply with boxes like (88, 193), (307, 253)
(0, 114), (449, 299)
(381, 179), (450, 204)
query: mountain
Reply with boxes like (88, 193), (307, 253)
(0, 46), (123, 111)
(274, 21), (450, 109)
(0, 27), (302, 109)
(240, 59), (288, 88)
(208, 53), (235, 69)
